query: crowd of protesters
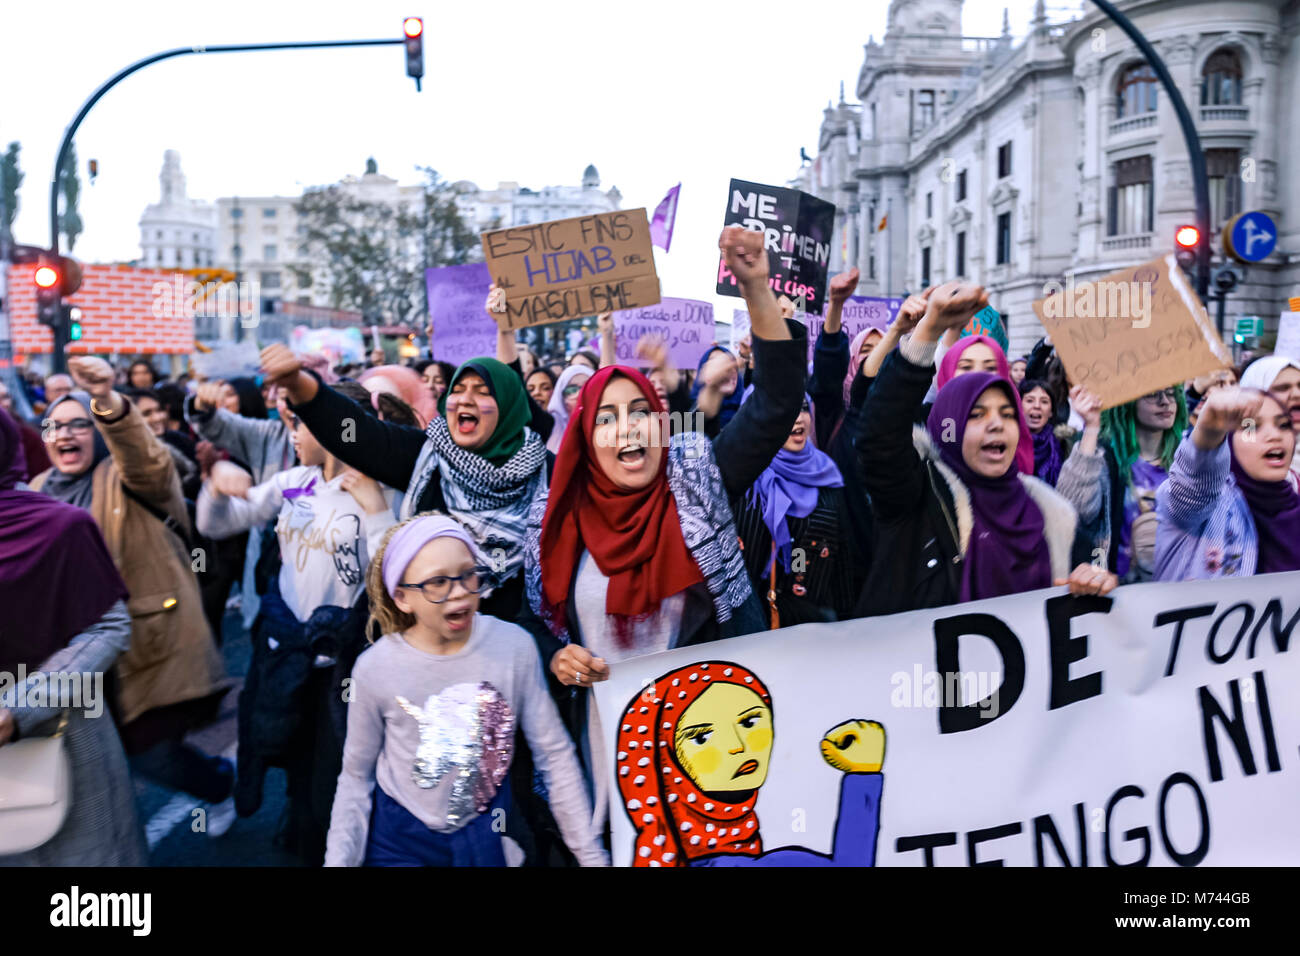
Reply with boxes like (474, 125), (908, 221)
(2, 224), (1298, 868)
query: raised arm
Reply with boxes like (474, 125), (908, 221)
(262, 345), (427, 492)
(1159, 388), (1262, 531)
(68, 357), (182, 510)
(858, 282), (986, 517)
(597, 312), (617, 368)
(186, 381), (289, 475)
(1055, 386), (1106, 523)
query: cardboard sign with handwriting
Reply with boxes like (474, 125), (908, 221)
(481, 208), (661, 330)
(1031, 254), (1232, 408)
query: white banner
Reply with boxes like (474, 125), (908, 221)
(593, 572), (1300, 866)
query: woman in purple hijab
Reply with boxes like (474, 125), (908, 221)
(0, 408), (146, 865)
(852, 280), (1117, 617)
(1155, 387), (1300, 581)
(732, 391), (868, 627)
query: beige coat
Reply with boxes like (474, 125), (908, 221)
(34, 402), (226, 724)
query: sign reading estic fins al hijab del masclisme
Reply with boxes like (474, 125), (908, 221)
(593, 573), (1300, 866)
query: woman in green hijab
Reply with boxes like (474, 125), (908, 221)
(264, 347), (553, 619)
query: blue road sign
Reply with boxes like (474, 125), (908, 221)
(1229, 211), (1277, 263)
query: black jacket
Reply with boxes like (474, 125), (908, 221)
(853, 348), (1089, 618)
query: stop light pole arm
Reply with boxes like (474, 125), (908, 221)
(1087, 0), (1212, 302)
(47, 38), (405, 257)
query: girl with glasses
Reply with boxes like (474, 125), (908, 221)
(325, 514), (606, 867)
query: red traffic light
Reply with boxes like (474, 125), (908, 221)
(1175, 225), (1200, 249)
(403, 17), (423, 38)
(34, 264), (60, 288)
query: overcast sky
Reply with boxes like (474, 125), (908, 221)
(1, 0), (1055, 326)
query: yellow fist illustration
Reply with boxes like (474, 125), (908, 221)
(820, 719), (886, 773)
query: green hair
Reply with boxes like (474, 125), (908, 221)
(1100, 390), (1188, 486)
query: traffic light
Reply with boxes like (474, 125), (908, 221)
(403, 17), (423, 90)
(32, 255), (84, 327)
(1174, 224), (1200, 274)
(66, 306), (84, 341)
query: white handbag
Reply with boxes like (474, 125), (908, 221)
(0, 711), (71, 855)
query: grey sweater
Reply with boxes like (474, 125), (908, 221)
(324, 614), (608, 866)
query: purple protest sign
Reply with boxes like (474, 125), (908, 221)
(426, 263), (498, 366)
(612, 297), (714, 369)
(802, 295), (903, 364)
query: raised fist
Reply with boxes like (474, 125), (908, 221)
(1198, 386), (1264, 436)
(718, 226), (768, 286)
(194, 381), (225, 412)
(923, 281), (989, 332)
(827, 268), (860, 305)
(820, 719), (885, 773)
(260, 344), (302, 389)
(209, 460), (253, 499)
(67, 356), (116, 400)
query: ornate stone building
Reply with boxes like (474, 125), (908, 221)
(796, 0), (1298, 355)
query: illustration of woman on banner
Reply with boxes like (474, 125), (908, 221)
(615, 661), (885, 867)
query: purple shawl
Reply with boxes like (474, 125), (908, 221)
(0, 407), (128, 673)
(1229, 396), (1300, 574)
(1032, 426), (1063, 486)
(927, 373), (1051, 602)
(745, 392), (843, 569)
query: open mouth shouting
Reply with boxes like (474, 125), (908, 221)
(1262, 445), (1291, 471)
(978, 439), (1008, 465)
(455, 407), (481, 435)
(442, 601), (473, 632)
(54, 440), (85, 469)
(616, 444), (648, 471)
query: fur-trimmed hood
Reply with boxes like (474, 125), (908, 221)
(911, 425), (1077, 581)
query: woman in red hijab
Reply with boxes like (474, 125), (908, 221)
(614, 660), (885, 867)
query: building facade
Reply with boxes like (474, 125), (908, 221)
(451, 164), (623, 231)
(138, 150), (216, 271)
(796, 0), (1299, 356)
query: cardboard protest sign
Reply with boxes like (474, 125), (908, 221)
(426, 263), (498, 366)
(716, 179), (836, 315)
(803, 295), (903, 365)
(611, 297), (714, 369)
(595, 569), (1300, 866)
(190, 339), (262, 381)
(730, 309), (751, 351)
(481, 208), (660, 330)
(1273, 312), (1300, 361)
(961, 304), (1009, 354)
(1031, 254), (1232, 408)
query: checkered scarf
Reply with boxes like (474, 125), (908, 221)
(405, 417), (547, 581)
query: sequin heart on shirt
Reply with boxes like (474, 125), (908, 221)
(395, 681), (515, 827)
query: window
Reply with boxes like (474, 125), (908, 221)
(1116, 64), (1158, 118)
(1106, 155), (1154, 235)
(869, 253), (876, 279)
(231, 244), (242, 259)
(955, 231), (967, 277)
(156, 230), (163, 240)
(920, 246), (931, 286)
(192, 233), (199, 242)
(1201, 50), (1242, 106)
(869, 103), (877, 139)
(263, 244), (277, 261)
(956, 169), (967, 202)
(262, 207), (277, 218)
(997, 142), (1012, 179)
(925, 191), (933, 219)
(916, 90), (935, 130)
(1206, 149), (1241, 229)
(260, 271), (281, 289)
(996, 213), (1012, 265)
(231, 207), (243, 219)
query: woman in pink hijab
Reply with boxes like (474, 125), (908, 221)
(936, 335), (1035, 475)
(359, 365), (438, 428)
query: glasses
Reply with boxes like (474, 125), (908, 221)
(398, 567), (491, 604)
(1142, 388), (1179, 405)
(43, 418), (94, 437)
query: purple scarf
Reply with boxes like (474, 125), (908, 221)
(746, 394), (843, 569)
(927, 373), (1051, 602)
(1230, 428), (1300, 575)
(0, 408), (128, 673)
(1032, 426), (1063, 486)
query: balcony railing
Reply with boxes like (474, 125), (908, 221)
(1102, 233), (1153, 252)
(1108, 113), (1157, 136)
(1200, 106), (1248, 122)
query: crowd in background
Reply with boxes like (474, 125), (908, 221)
(3, 224), (1298, 868)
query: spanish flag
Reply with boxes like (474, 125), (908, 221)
(877, 214), (888, 232)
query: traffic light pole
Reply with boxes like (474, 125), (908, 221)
(1088, 0), (1212, 302)
(45, 37), (407, 371)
